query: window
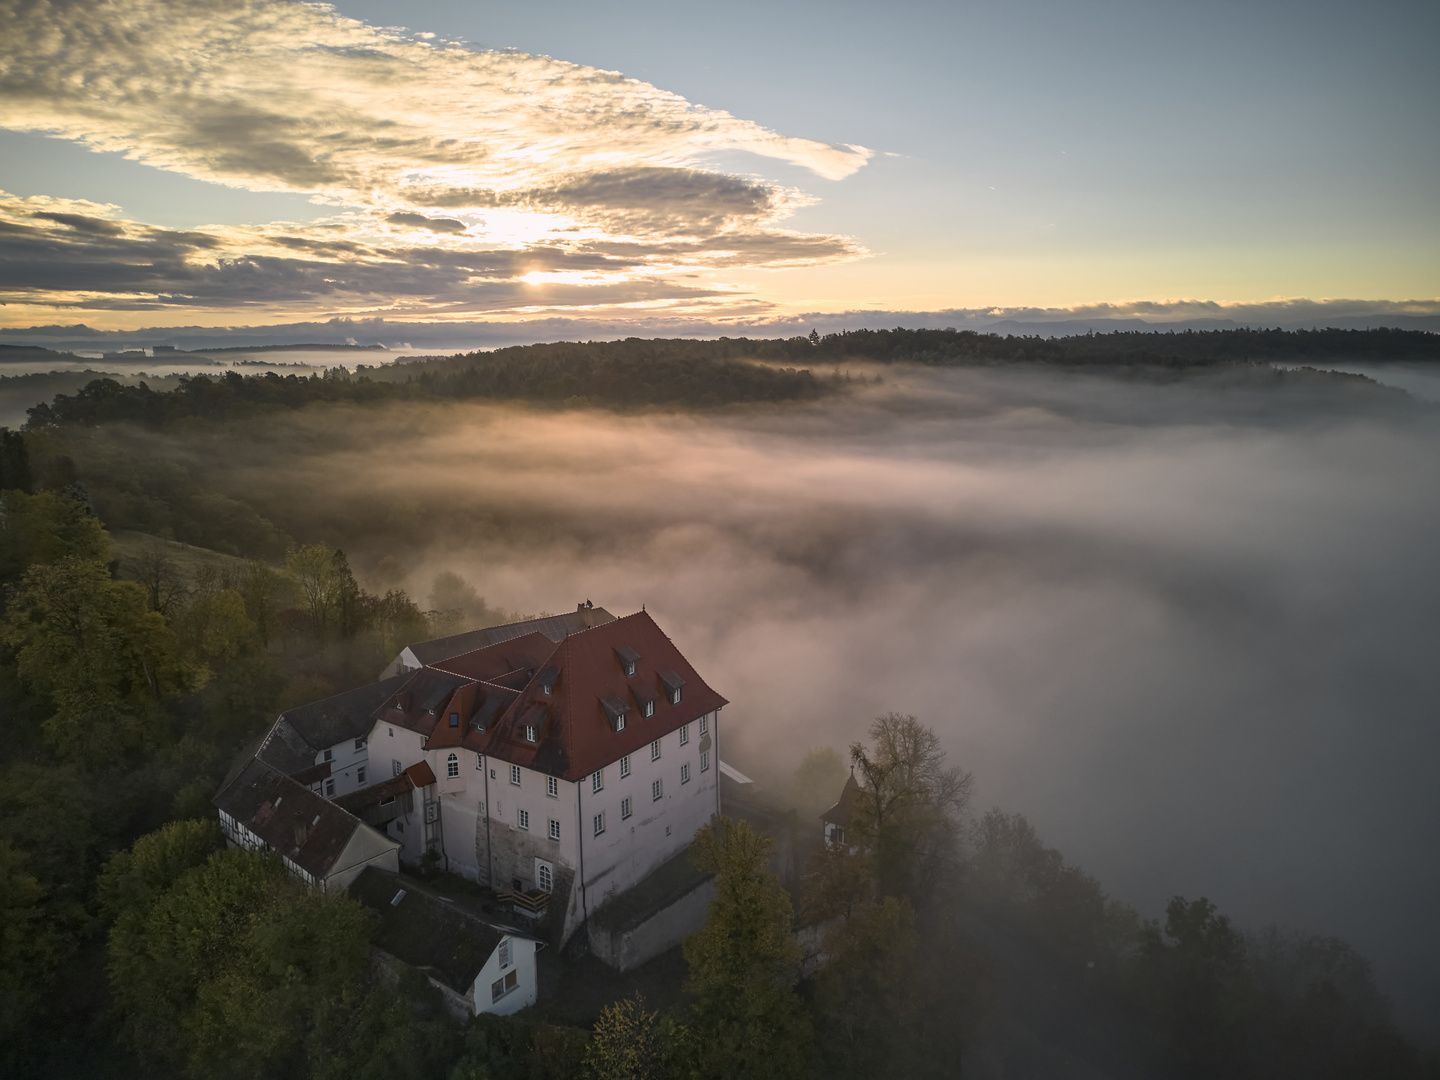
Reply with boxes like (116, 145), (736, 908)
(357, 766), (366, 785)
(536, 860), (553, 892)
(354, 737), (365, 750)
(593, 812), (605, 837)
(681, 763), (691, 785)
(546, 776), (558, 798)
(641, 699), (655, 718)
(449, 712), (459, 727)
(699, 714), (708, 736)
(392, 759), (402, 777)
(616, 715), (626, 732)
(652, 778), (663, 802)
(447, 753), (459, 779)
(510, 764), (521, 786)
(701, 751), (710, 772)
(491, 969), (518, 1002)
(324, 777), (335, 797)
(525, 725), (537, 743)
(322, 748), (332, 762)
(619, 755), (631, 779)
(548, 819), (561, 841)
(388, 726), (394, 737)
(517, 809), (529, 830)
(679, 724), (689, 746)
(650, 739), (661, 762)
(499, 939), (512, 969)
(621, 796), (632, 820)
(592, 769), (603, 793)
(670, 686), (682, 705)
(477, 753), (484, 770)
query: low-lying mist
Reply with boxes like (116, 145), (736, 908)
(146, 361), (1440, 1036)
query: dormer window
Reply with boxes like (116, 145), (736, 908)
(616, 645), (641, 678)
(659, 669), (687, 706)
(525, 725), (537, 743)
(600, 695), (630, 733)
(538, 665), (558, 697)
(632, 684), (657, 718)
(449, 712), (459, 727)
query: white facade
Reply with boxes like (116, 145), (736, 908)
(357, 706), (723, 944)
(310, 734), (371, 799)
(470, 934), (540, 1017)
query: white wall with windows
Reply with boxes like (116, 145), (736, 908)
(470, 934), (539, 1016)
(574, 709), (720, 916)
(312, 733), (370, 798)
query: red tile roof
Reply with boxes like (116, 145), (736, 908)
(464, 610), (727, 782)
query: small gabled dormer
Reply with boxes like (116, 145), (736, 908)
(615, 645), (641, 678)
(537, 665), (559, 697)
(658, 669), (687, 706)
(601, 695), (630, 733)
(632, 685), (657, 719)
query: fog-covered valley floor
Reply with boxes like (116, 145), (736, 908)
(119, 361), (1440, 1038)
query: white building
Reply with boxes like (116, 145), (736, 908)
(350, 866), (542, 1018)
(369, 609), (727, 946)
(224, 607), (727, 953)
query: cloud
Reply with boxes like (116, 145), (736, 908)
(0, 0), (869, 258)
(384, 213), (469, 235)
(0, 191), (843, 313)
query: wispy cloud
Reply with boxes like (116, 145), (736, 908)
(0, 0), (869, 318)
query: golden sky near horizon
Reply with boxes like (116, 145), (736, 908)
(0, 0), (1436, 332)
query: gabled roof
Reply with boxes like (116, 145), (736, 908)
(432, 631), (557, 683)
(214, 758), (375, 880)
(468, 610), (728, 782)
(371, 667), (473, 739)
(276, 674), (409, 752)
(402, 607), (615, 669)
(334, 760), (435, 816)
(350, 867), (537, 994)
(821, 773), (862, 827)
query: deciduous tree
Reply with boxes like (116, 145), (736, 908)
(4, 556), (197, 763)
(683, 816), (812, 1080)
(849, 713), (971, 900)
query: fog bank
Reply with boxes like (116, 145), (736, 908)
(207, 364), (1439, 1038)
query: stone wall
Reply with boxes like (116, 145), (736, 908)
(588, 875), (715, 972)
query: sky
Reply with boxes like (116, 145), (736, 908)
(1, 0), (1437, 336)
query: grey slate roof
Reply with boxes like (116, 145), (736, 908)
(277, 673), (409, 751)
(403, 607), (615, 668)
(214, 758), (365, 880)
(350, 867), (534, 994)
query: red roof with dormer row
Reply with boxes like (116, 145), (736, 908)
(466, 610), (727, 780)
(365, 609), (726, 783)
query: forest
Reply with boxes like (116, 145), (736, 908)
(15, 326), (1437, 433)
(2, 333), (1438, 1078)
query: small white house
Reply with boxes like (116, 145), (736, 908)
(350, 867), (542, 1018)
